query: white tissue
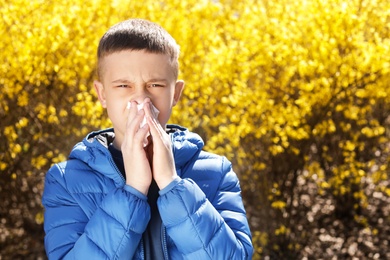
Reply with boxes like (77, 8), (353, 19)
(126, 101), (160, 123)
(127, 101), (160, 147)
(136, 102), (160, 128)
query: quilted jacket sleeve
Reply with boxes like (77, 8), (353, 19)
(42, 163), (151, 259)
(158, 157), (253, 259)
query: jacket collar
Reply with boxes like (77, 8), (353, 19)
(68, 125), (204, 186)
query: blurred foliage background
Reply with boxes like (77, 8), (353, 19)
(1, 0), (389, 259)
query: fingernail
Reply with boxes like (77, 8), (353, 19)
(126, 101), (131, 109)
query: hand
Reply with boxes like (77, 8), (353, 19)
(121, 100), (152, 195)
(144, 103), (177, 190)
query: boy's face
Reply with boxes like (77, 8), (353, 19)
(94, 50), (184, 147)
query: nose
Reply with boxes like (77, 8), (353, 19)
(132, 88), (150, 104)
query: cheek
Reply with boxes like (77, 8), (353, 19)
(150, 91), (175, 123)
(106, 102), (128, 124)
(156, 106), (173, 126)
(106, 100), (126, 113)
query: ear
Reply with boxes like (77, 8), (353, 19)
(172, 80), (184, 106)
(94, 80), (107, 108)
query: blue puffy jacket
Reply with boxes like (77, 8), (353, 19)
(42, 126), (253, 259)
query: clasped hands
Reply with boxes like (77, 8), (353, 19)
(121, 98), (177, 195)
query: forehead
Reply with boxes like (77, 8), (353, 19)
(99, 50), (176, 82)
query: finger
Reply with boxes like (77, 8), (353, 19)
(142, 99), (154, 119)
(146, 114), (164, 141)
(125, 104), (148, 142)
(125, 101), (138, 130)
(142, 99), (160, 124)
(134, 120), (150, 144)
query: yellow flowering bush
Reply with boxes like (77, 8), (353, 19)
(0, 0), (389, 258)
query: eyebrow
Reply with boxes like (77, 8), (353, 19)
(111, 78), (169, 84)
(111, 78), (134, 84)
(147, 78), (169, 84)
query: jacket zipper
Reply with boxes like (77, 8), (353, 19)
(140, 237), (145, 260)
(107, 151), (126, 184)
(105, 140), (169, 259)
(161, 225), (169, 260)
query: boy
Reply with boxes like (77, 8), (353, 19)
(42, 18), (253, 259)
